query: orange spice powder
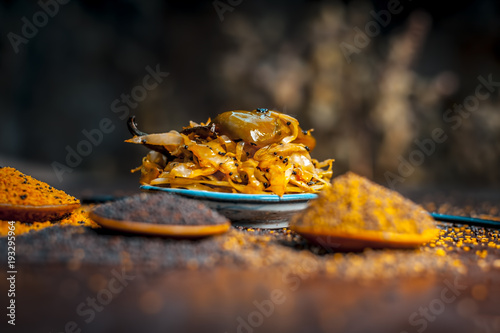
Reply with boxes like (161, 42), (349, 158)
(0, 167), (79, 206)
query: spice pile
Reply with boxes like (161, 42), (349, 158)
(0, 167), (79, 206)
(0, 167), (96, 235)
(91, 193), (229, 226)
(290, 172), (438, 239)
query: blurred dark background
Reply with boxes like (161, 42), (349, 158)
(1, 0), (500, 195)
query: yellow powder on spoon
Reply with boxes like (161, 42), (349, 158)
(290, 172), (438, 245)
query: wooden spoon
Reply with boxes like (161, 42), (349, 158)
(0, 203), (81, 223)
(291, 225), (439, 252)
(89, 210), (231, 239)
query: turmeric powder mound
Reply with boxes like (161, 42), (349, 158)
(290, 172), (439, 248)
(0, 167), (79, 206)
(0, 208), (99, 237)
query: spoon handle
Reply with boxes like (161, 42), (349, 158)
(430, 213), (500, 229)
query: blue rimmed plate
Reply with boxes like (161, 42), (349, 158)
(140, 185), (318, 229)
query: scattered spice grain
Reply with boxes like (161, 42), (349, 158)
(0, 208), (98, 236)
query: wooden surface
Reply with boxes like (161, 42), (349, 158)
(2, 189), (500, 333)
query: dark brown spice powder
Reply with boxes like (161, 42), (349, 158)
(92, 193), (229, 226)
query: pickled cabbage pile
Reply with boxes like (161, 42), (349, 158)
(126, 109), (334, 196)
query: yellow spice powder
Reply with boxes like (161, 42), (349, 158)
(290, 172), (438, 236)
(0, 167), (79, 206)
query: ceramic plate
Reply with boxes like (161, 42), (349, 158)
(89, 211), (231, 238)
(140, 185), (317, 229)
